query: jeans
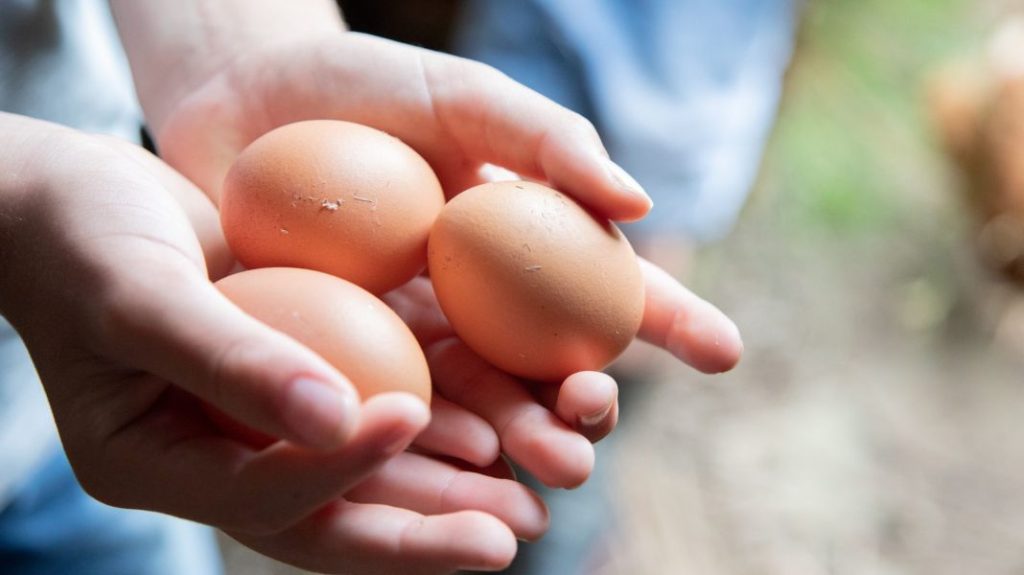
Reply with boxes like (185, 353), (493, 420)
(0, 447), (223, 575)
(455, 0), (797, 241)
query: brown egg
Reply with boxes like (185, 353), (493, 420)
(220, 120), (444, 294)
(215, 267), (431, 404)
(428, 181), (644, 382)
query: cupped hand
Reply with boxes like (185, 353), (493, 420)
(0, 116), (530, 574)
(153, 28), (743, 486)
(144, 29), (742, 571)
(156, 32), (653, 221)
(383, 265), (741, 491)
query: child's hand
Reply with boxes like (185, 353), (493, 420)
(153, 33), (654, 222)
(147, 30), (740, 480)
(383, 265), (741, 492)
(103, 15), (742, 572)
(0, 114), (527, 573)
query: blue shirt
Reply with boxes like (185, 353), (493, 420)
(456, 0), (798, 241)
(0, 0), (141, 504)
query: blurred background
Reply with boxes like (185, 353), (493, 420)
(222, 0), (1024, 573)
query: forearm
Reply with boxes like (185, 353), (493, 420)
(109, 0), (345, 136)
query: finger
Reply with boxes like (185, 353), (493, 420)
(98, 391), (427, 534)
(381, 276), (454, 348)
(405, 453), (517, 482)
(94, 262), (360, 450)
(413, 394), (500, 467)
(428, 338), (594, 488)
(638, 258), (743, 373)
(477, 163), (522, 183)
(548, 371), (619, 443)
(347, 452), (549, 541)
(417, 50), (652, 221)
(388, 279), (615, 449)
(228, 393), (429, 533)
(232, 503), (517, 575)
(348, 455), (545, 541)
(475, 454), (517, 481)
(181, 34), (651, 221)
(428, 161), (531, 206)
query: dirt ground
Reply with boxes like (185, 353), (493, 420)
(596, 152), (1024, 575)
(596, 1), (1024, 573)
(221, 1), (1024, 573)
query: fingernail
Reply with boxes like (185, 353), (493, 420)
(603, 157), (653, 209)
(284, 377), (358, 449)
(579, 402), (613, 428)
(667, 305), (744, 373)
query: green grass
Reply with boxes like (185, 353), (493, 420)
(760, 0), (988, 236)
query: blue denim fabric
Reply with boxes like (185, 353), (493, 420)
(0, 447), (223, 575)
(455, 0), (798, 241)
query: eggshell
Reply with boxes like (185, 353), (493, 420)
(220, 120), (444, 294)
(428, 181), (644, 382)
(215, 267), (431, 404)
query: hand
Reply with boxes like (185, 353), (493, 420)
(151, 25), (742, 457)
(322, 262), (744, 568)
(0, 116), (526, 574)
(155, 33), (655, 221)
(150, 23), (742, 487)
(380, 262), (741, 487)
(131, 28), (740, 573)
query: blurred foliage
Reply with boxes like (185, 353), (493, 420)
(760, 0), (987, 236)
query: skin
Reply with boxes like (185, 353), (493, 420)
(0, 2), (744, 574)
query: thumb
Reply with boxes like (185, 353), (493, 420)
(96, 264), (360, 450)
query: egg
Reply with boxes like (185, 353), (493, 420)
(428, 181), (645, 382)
(220, 120), (445, 294)
(215, 267), (432, 404)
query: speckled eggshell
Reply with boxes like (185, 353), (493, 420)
(220, 120), (444, 294)
(428, 181), (645, 382)
(215, 267), (432, 404)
